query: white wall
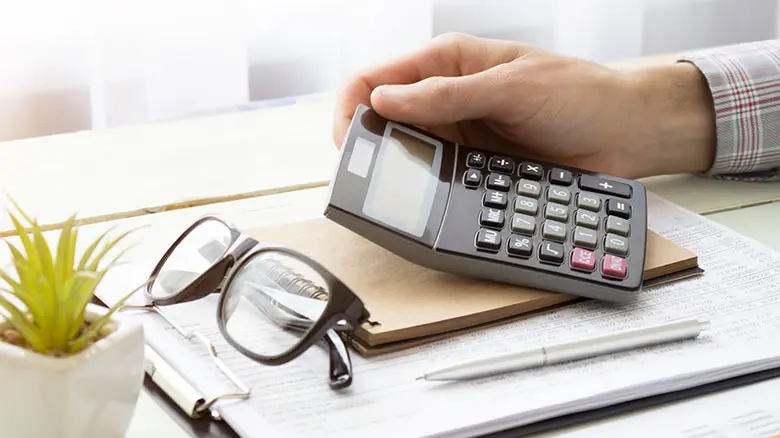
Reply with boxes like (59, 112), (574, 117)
(0, 0), (777, 141)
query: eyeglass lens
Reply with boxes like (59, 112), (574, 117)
(149, 219), (234, 300)
(220, 250), (330, 357)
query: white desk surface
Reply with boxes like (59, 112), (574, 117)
(0, 50), (777, 437)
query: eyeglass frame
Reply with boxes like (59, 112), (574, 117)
(144, 215), (371, 389)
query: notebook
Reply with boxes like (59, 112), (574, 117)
(246, 217), (700, 356)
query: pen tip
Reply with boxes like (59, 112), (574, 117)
(415, 375), (426, 381)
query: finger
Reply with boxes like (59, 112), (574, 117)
(331, 33), (524, 147)
(369, 63), (510, 127)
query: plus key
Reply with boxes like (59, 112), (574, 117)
(578, 174), (632, 198)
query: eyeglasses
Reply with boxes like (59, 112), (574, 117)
(142, 215), (371, 390)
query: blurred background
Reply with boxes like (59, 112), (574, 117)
(0, 0), (775, 141)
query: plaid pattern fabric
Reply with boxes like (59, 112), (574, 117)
(679, 40), (780, 181)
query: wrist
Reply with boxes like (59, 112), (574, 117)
(624, 62), (717, 176)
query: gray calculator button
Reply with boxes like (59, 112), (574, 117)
(513, 196), (538, 215)
(548, 187), (571, 204)
(511, 213), (536, 235)
(573, 226), (598, 249)
(606, 216), (630, 236)
(575, 209), (599, 229)
(542, 220), (567, 241)
(516, 179), (541, 198)
(544, 203), (569, 222)
(577, 193), (601, 211)
(604, 233), (629, 255)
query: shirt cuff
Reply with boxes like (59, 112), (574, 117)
(677, 40), (780, 180)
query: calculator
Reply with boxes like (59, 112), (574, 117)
(323, 104), (647, 303)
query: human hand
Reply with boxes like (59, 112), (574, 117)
(332, 33), (716, 179)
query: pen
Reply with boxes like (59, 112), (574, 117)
(416, 318), (711, 381)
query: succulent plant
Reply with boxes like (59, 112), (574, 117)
(0, 200), (138, 356)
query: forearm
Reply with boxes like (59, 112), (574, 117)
(625, 62), (718, 176)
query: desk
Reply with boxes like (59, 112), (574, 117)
(0, 51), (776, 438)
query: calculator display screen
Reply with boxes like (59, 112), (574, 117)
(362, 124), (442, 237)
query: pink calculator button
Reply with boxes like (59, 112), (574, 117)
(602, 254), (627, 278)
(570, 248), (596, 271)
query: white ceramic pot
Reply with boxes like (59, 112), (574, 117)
(0, 303), (145, 438)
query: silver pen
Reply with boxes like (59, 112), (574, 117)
(417, 319), (711, 381)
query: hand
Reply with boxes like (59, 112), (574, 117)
(332, 33), (716, 179)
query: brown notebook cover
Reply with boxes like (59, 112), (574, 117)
(247, 218), (700, 356)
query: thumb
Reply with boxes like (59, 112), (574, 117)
(369, 67), (505, 126)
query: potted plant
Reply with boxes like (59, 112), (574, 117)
(0, 200), (146, 438)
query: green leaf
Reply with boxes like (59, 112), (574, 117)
(64, 271), (102, 339)
(0, 272), (44, 326)
(86, 229), (136, 272)
(68, 278), (149, 353)
(54, 214), (77, 294)
(0, 292), (47, 353)
(8, 213), (39, 272)
(76, 226), (117, 271)
(6, 243), (50, 340)
(31, 219), (55, 287)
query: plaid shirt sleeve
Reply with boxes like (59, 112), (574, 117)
(678, 40), (780, 181)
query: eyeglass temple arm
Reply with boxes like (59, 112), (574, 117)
(321, 329), (352, 389)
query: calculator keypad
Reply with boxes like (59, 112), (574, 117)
(459, 148), (642, 286)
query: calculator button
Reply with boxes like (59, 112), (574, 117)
(486, 173), (511, 192)
(606, 199), (631, 219)
(519, 163), (543, 180)
(542, 220), (567, 242)
(570, 248), (596, 271)
(606, 216), (630, 236)
(475, 229), (501, 251)
(463, 169), (482, 188)
(573, 226), (598, 249)
(544, 203), (569, 222)
(479, 208), (505, 228)
(507, 235), (533, 257)
(575, 210), (600, 229)
(510, 213), (536, 235)
(540, 241), (564, 263)
(489, 156), (514, 173)
(576, 193), (601, 211)
(548, 187), (571, 205)
(513, 196), (538, 215)
(604, 233), (629, 256)
(602, 254), (627, 278)
(516, 179), (541, 198)
(549, 168), (573, 186)
(578, 174), (632, 198)
(467, 151), (486, 168)
(483, 190), (508, 209)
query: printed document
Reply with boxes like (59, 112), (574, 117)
(546, 371), (780, 437)
(97, 192), (780, 438)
